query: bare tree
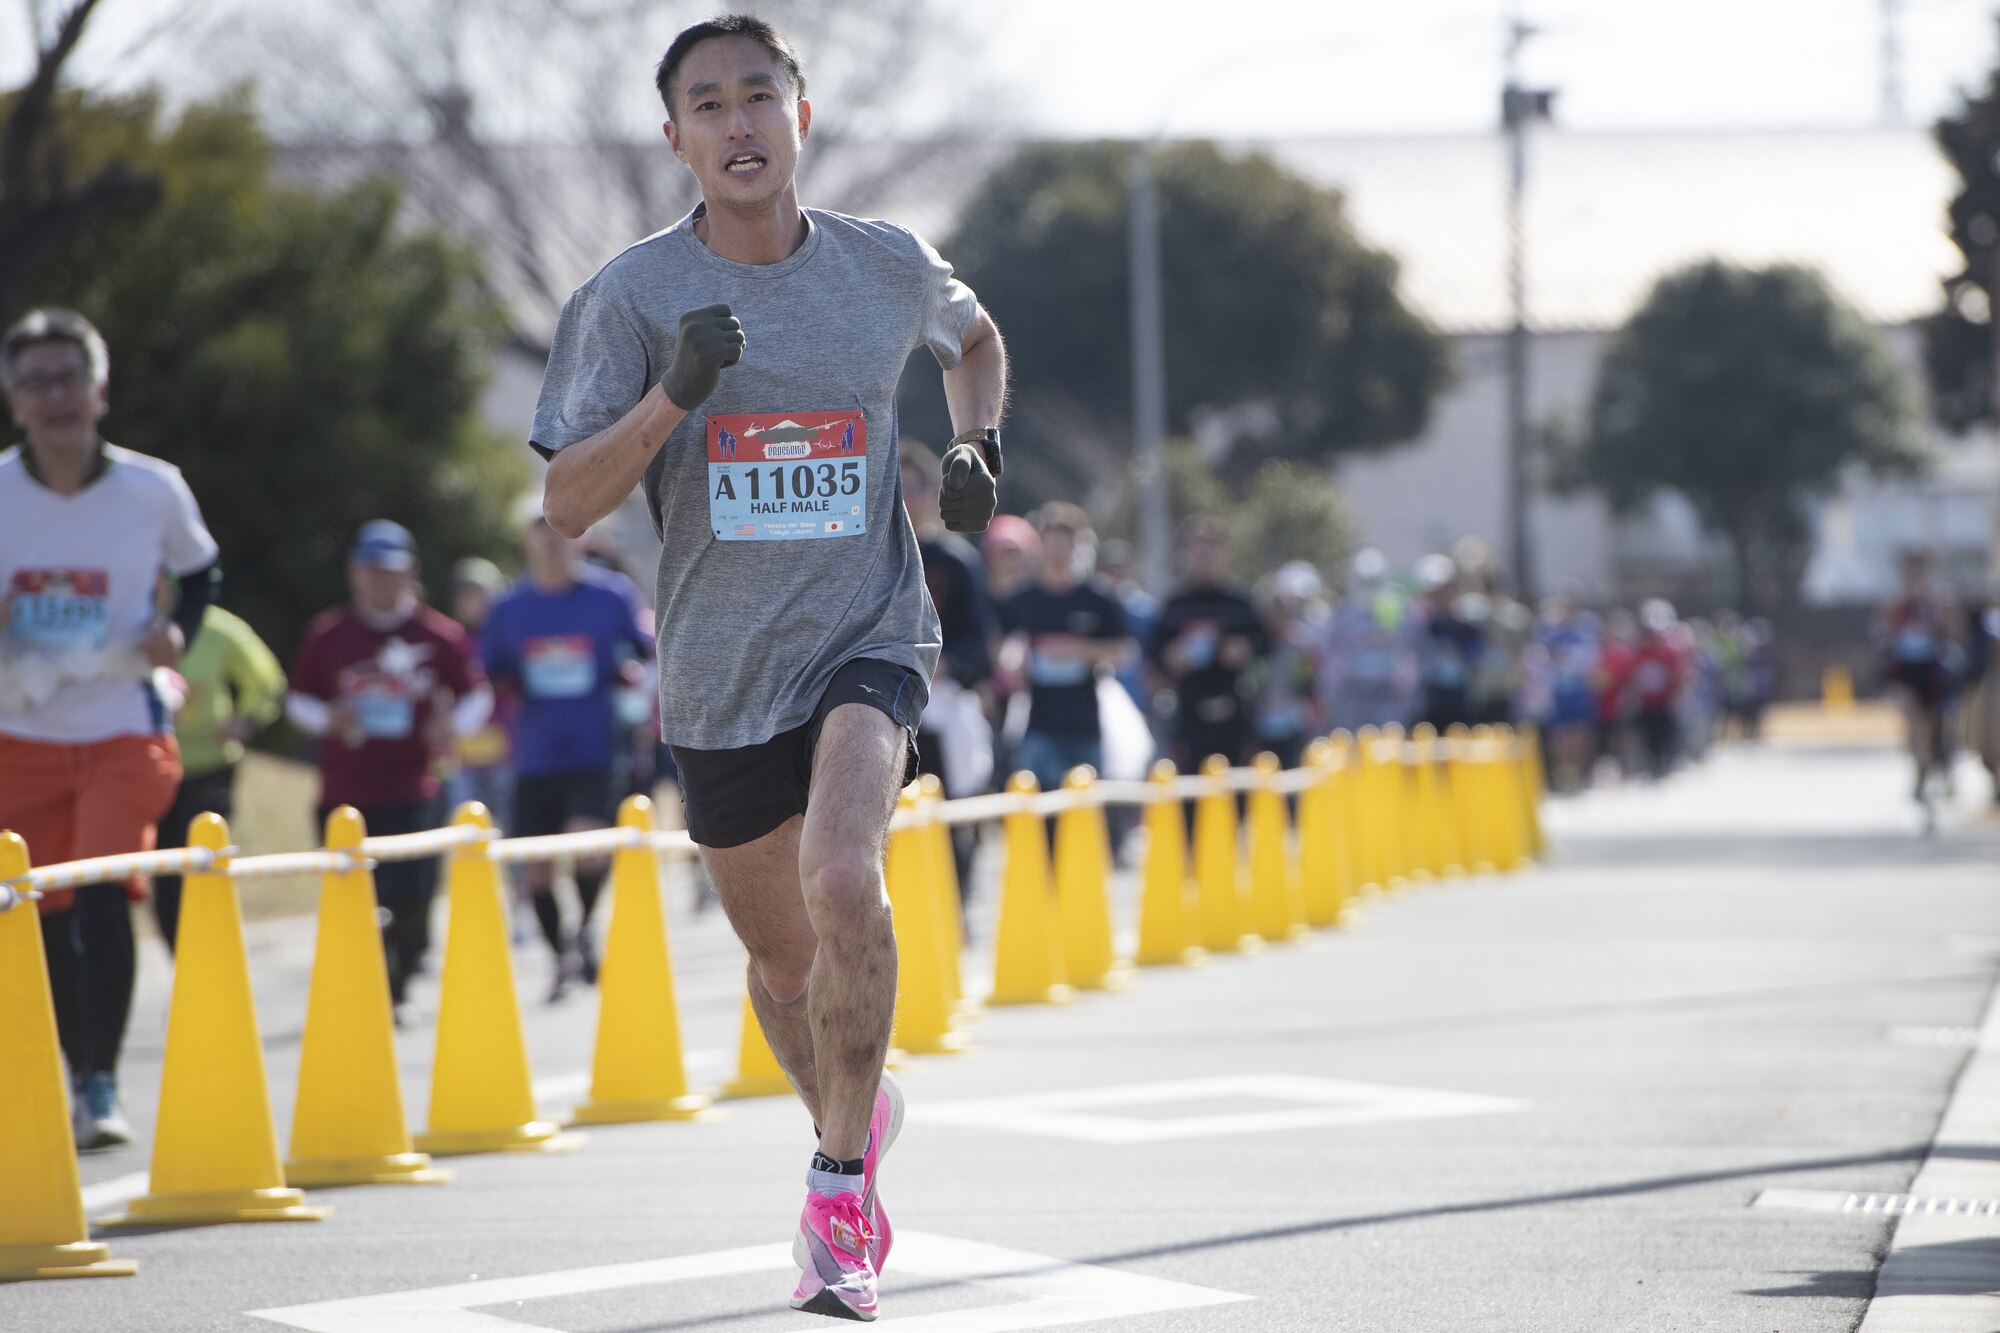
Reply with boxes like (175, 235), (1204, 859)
(176, 0), (991, 348)
(0, 0), (161, 312)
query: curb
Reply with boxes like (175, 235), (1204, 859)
(1858, 977), (2000, 1332)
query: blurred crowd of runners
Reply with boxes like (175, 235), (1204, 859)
(8, 294), (1995, 1150)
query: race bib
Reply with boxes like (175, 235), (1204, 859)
(1028, 650), (1092, 687)
(523, 634), (595, 699)
(707, 410), (867, 542)
(1349, 649), (1396, 684)
(8, 568), (111, 651)
(349, 678), (416, 739)
(1893, 628), (1939, 662)
(1634, 661), (1671, 694)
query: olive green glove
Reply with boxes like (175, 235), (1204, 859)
(661, 304), (745, 411)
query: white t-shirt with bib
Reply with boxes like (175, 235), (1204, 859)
(0, 443), (219, 743)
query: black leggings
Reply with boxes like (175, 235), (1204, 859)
(41, 884), (137, 1078)
(151, 766), (238, 952)
(529, 868), (607, 956)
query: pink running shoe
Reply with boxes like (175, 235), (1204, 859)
(794, 1070), (904, 1275)
(791, 1190), (878, 1322)
(862, 1068), (904, 1271)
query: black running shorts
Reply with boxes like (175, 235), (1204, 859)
(513, 767), (617, 837)
(670, 658), (923, 849)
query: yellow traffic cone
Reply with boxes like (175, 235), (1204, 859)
(721, 988), (795, 1098)
(886, 794), (970, 1053)
(572, 797), (714, 1124)
(1296, 741), (1348, 927)
(1489, 726), (1531, 871)
(99, 815), (327, 1227)
(1329, 732), (1380, 894)
(916, 777), (968, 1014)
(1405, 725), (1451, 880)
(1354, 728), (1389, 890)
(1136, 760), (1201, 965)
(1513, 722), (1548, 858)
(0, 833), (137, 1280)
(415, 805), (580, 1156)
(1247, 754), (1308, 942)
(1375, 725), (1418, 888)
(1446, 724), (1494, 875)
(1054, 767), (1123, 989)
(286, 808), (449, 1187)
(989, 772), (1072, 1005)
(1193, 754), (1256, 952)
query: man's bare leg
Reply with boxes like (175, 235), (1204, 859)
(705, 816), (824, 1121)
(797, 703), (904, 1158)
(699, 703), (903, 1152)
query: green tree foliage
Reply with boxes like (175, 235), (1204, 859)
(1113, 444), (1357, 586)
(1576, 260), (1921, 615)
(8, 89), (524, 658)
(903, 139), (1447, 506)
(1923, 29), (2000, 432)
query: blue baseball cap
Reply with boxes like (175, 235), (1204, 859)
(350, 519), (417, 571)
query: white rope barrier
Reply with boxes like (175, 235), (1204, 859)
(0, 732), (1535, 886)
(360, 824), (490, 862)
(642, 829), (699, 857)
(485, 826), (643, 865)
(932, 792), (1028, 827)
(1271, 767), (1325, 796)
(8, 845), (229, 893)
(230, 851), (369, 879)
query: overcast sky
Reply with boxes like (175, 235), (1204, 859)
(967, 0), (2000, 138)
(6, 0), (1998, 138)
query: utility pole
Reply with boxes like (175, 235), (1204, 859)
(1501, 16), (1554, 602)
(1128, 143), (1172, 596)
(1881, 0), (1906, 127)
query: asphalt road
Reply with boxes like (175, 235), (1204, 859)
(8, 742), (2000, 1332)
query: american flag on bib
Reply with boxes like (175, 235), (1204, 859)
(734, 523), (757, 537)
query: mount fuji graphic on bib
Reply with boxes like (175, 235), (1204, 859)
(707, 410), (867, 542)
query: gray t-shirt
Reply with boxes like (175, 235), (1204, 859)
(531, 206), (978, 750)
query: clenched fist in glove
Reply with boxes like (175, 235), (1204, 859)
(939, 427), (1001, 534)
(661, 304), (745, 410)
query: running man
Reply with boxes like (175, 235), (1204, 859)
(1879, 551), (1961, 807)
(0, 308), (219, 1149)
(288, 521), (490, 1017)
(481, 515), (653, 1001)
(532, 15), (1005, 1321)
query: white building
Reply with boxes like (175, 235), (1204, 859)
(1259, 129), (1992, 606)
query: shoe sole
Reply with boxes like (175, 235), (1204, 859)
(791, 1285), (877, 1321)
(793, 1070), (905, 1271)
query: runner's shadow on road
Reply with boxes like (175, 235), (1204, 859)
(1746, 1233), (2000, 1300)
(1740, 1268), (1876, 1299)
(585, 1143), (2000, 1332)
(1551, 833), (2000, 869)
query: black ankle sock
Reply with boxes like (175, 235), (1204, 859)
(810, 1150), (865, 1176)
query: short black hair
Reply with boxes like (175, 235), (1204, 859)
(655, 14), (806, 120)
(1, 307), (109, 392)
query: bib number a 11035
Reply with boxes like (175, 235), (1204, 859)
(708, 410), (866, 542)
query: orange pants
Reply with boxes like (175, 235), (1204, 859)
(0, 732), (182, 913)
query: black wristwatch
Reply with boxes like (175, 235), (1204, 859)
(951, 427), (1003, 478)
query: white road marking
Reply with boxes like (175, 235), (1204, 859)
(74, 1052), (728, 1219)
(246, 1230), (1249, 1332)
(908, 1074), (1528, 1144)
(1886, 1025), (1991, 1050)
(78, 1170), (149, 1211)
(1754, 1189), (2000, 1218)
